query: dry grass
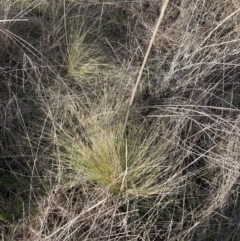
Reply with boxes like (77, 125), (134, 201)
(1, 0), (240, 240)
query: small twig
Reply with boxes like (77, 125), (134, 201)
(0, 19), (28, 23)
(122, 0), (169, 138)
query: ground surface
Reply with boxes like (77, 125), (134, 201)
(1, 0), (240, 240)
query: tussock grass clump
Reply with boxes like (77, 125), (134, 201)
(56, 117), (177, 198)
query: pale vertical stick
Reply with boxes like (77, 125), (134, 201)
(122, 0), (169, 137)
